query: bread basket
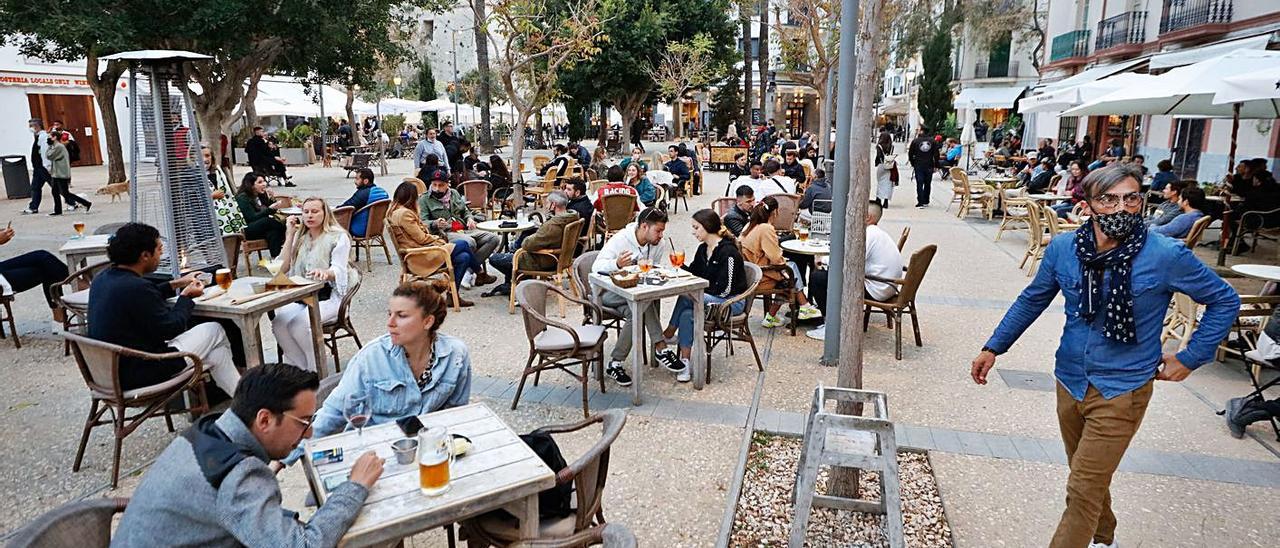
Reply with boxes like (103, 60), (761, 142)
(609, 271), (639, 288)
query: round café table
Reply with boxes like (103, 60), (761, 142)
(781, 238), (830, 256)
(476, 219), (536, 252)
(1026, 193), (1071, 202)
(279, 207), (303, 216)
(1231, 264), (1280, 283)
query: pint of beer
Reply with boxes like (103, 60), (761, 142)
(215, 268), (233, 291)
(417, 426), (453, 496)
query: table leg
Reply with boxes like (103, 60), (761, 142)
(1218, 209), (1232, 266)
(629, 299), (644, 406)
(501, 233), (512, 253)
(518, 493), (540, 540)
(236, 315), (264, 369)
(690, 289), (706, 390)
(303, 294), (329, 378)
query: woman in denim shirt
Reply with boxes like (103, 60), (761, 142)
(309, 282), (472, 439)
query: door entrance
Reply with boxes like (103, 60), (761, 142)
(1170, 118), (1205, 180)
(27, 93), (102, 167)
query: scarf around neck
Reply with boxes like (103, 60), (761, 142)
(1072, 218), (1147, 343)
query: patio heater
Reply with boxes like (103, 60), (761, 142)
(105, 50), (227, 278)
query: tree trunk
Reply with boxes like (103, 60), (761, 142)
(509, 106), (533, 179)
(615, 90), (646, 154)
(345, 86), (361, 146)
(742, 10), (753, 125)
(829, 0), (886, 500)
(817, 68), (832, 160)
(535, 112), (545, 148)
(597, 100), (609, 147)
(472, 0), (494, 153)
(85, 53), (128, 184)
(757, 0), (769, 117)
(672, 99), (682, 140)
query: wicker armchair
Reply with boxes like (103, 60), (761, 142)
(64, 331), (209, 487)
(509, 218), (585, 314)
(863, 245), (938, 360)
(511, 280), (609, 417)
(770, 193), (802, 235)
(51, 259), (112, 355)
(5, 497), (129, 548)
(461, 410), (627, 545)
(570, 251), (625, 336)
(386, 218), (462, 311)
(350, 198), (393, 271)
(509, 524), (637, 548)
(704, 262), (764, 382)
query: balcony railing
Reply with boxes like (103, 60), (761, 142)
(1096, 11), (1147, 51)
(1160, 0), (1233, 35)
(1050, 30), (1091, 62)
(974, 60), (1023, 79)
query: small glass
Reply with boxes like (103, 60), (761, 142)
(344, 394), (371, 439)
(516, 208), (527, 223)
(215, 268), (232, 291)
(72, 222), (86, 239)
(798, 227), (811, 242)
(417, 426), (454, 496)
(638, 258), (653, 273)
(669, 250), (685, 268)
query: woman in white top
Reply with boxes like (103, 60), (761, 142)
(272, 197), (358, 371)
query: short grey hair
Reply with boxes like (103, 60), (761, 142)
(1082, 163), (1144, 199)
(867, 201), (883, 224)
(546, 191), (569, 209)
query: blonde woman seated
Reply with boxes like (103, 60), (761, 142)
(271, 197), (358, 372)
(739, 196), (823, 328)
(387, 182), (477, 307)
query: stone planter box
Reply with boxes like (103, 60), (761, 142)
(278, 148), (311, 165)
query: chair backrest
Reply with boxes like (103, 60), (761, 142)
(897, 226), (910, 252)
(221, 233), (243, 277)
(733, 262), (763, 320)
(316, 372), (344, 407)
(515, 280), (554, 341)
(93, 222), (127, 236)
(335, 270), (362, 327)
(333, 205), (355, 233)
(564, 409), (627, 532)
(587, 179), (608, 194)
(354, 153), (372, 168)
(357, 199), (392, 241)
(602, 194), (637, 232)
(532, 155), (551, 172)
(712, 197), (736, 217)
(771, 193), (801, 232)
(5, 497), (128, 548)
(542, 165), (561, 185)
(1041, 204), (1068, 235)
(557, 218), (586, 271)
(63, 331), (129, 400)
(1184, 214), (1213, 248)
(894, 244), (938, 305)
(459, 180), (491, 210)
(570, 251), (599, 304)
(403, 177), (427, 194)
(950, 167), (968, 191)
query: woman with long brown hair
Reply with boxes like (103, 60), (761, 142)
(387, 181), (477, 307)
(738, 196), (822, 328)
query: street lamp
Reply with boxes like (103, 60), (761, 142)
(393, 76), (402, 99)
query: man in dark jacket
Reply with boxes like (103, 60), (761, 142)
(487, 191), (578, 294)
(563, 178), (595, 238)
(438, 121), (463, 176)
(907, 127), (938, 208)
(87, 223), (241, 395)
(781, 150), (806, 181)
(723, 184), (755, 236)
(244, 126), (291, 184)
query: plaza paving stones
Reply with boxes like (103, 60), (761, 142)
(0, 152), (1276, 545)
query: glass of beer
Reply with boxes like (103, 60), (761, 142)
(72, 222), (86, 239)
(417, 426), (453, 496)
(215, 268), (232, 291)
(669, 250), (685, 268)
(798, 227), (810, 242)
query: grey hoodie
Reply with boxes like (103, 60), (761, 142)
(111, 412), (368, 548)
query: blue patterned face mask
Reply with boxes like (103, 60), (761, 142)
(1094, 210), (1143, 241)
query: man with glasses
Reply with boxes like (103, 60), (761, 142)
(114, 363), (384, 546)
(970, 164), (1239, 548)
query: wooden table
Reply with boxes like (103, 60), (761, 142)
(1231, 264), (1280, 282)
(590, 270), (709, 402)
(59, 234), (111, 269)
(476, 219), (535, 252)
(301, 403), (555, 547)
(781, 239), (830, 256)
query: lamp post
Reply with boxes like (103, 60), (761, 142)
(451, 28), (461, 128)
(393, 76), (402, 99)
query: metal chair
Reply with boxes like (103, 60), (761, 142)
(511, 280), (609, 417)
(343, 152), (372, 178)
(1233, 206), (1280, 255)
(350, 198), (393, 271)
(704, 262), (764, 382)
(509, 218), (585, 314)
(863, 245), (938, 360)
(5, 497), (129, 548)
(461, 410), (626, 544)
(64, 331), (209, 487)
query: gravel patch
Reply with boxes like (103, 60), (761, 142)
(729, 434), (951, 547)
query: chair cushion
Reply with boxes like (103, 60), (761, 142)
(468, 511), (578, 543)
(534, 325), (607, 351)
(92, 368), (196, 401)
(62, 289), (90, 309)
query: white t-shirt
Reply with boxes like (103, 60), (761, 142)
(744, 176), (797, 198)
(865, 224), (905, 301)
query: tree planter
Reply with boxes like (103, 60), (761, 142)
(278, 148), (311, 166)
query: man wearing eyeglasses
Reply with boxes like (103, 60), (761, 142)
(113, 363), (384, 547)
(970, 164), (1239, 548)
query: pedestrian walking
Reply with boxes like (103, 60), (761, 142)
(44, 133), (92, 215)
(907, 127), (937, 208)
(21, 118), (51, 215)
(970, 164), (1239, 548)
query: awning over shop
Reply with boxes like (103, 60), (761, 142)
(253, 79), (369, 118)
(1036, 58), (1148, 94)
(953, 86), (1025, 109)
(1149, 33), (1274, 70)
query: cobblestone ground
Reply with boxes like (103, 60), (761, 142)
(0, 145), (1276, 546)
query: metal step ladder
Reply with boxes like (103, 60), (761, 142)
(789, 385), (904, 547)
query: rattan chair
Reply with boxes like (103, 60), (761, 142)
(1160, 292), (1200, 350)
(897, 226), (911, 252)
(600, 194), (637, 244)
(51, 259), (112, 355)
(240, 237), (271, 277)
(221, 233), (243, 279)
(532, 154), (552, 173)
(509, 218), (585, 314)
(1183, 214), (1213, 248)
(770, 193), (802, 235)
(5, 497), (129, 548)
(64, 331), (209, 487)
(460, 179), (492, 212)
(712, 197), (736, 217)
(952, 168), (996, 220)
(704, 263), (764, 382)
(509, 524), (637, 548)
(995, 195), (1033, 242)
(863, 244), (938, 360)
(404, 177), (427, 194)
(461, 410), (626, 545)
(386, 217), (462, 311)
(332, 205), (355, 234)
(511, 280), (608, 417)
(570, 251), (625, 336)
(350, 198), (393, 271)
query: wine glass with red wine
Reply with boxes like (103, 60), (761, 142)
(344, 394), (372, 440)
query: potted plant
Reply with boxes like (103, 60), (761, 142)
(273, 127), (312, 165)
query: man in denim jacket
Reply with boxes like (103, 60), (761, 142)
(970, 164), (1239, 548)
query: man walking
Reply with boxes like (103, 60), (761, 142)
(21, 119), (51, 215)
(970, 164), (1239, 548)
(907, 127), (937, 208)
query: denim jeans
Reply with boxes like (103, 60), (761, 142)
(668, 294), (745, 349)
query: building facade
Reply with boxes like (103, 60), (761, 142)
(732, 0), (828, 139)
(1034, 0), (1280, 181)
(951, 0), (1043, 137)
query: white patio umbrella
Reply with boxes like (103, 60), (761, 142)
(1018, 73), (1158, 114)
(1212, 65), (1280, 112)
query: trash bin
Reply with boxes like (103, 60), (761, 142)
(2, 155), (30, 200)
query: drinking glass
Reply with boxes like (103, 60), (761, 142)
(417, 426), (454, 496)
(72, 222), (86, 239)
(638, 258), (653, 273)
(343, 394), (372, 439)
(798, 227), (810, 242)
(669, 251), (685, 268)
(215, 268), (232, 291)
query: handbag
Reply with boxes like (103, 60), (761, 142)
(889, 162), (900, 185)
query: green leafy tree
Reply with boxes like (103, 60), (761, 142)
(709, 67), (746, 137)
(918, 27), (953, 134)
(645, 34), (720, 139)
(454, 69), (509, 106)
(774, 0), (839, 152)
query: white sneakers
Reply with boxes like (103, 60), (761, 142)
(675, 358), (691, 382)
(1088, 540), (1118, 548)
(806, 325), (826, 341)
(460, 271), (476, 289)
